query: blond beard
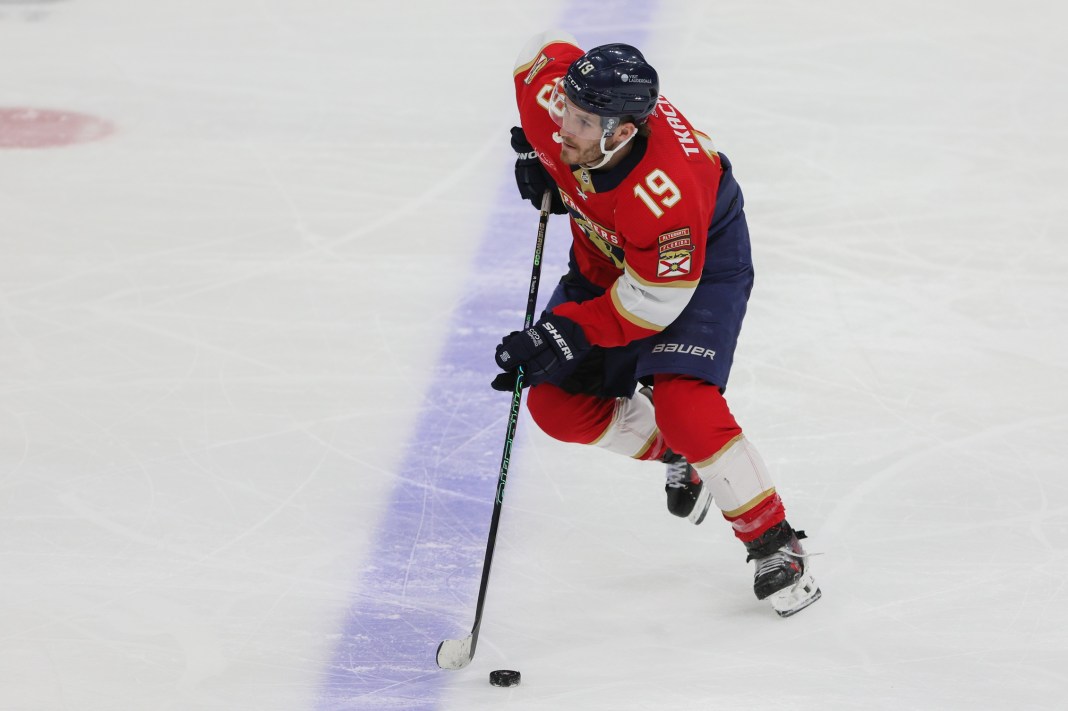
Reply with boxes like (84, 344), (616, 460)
(560, 140), (606, 167)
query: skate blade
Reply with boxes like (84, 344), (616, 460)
(769, 570), (821, 618)
(688, 487), (714, 525)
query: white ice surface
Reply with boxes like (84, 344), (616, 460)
(2, 1), (1068, 710)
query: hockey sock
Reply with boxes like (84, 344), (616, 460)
(725, 491), (787, 544)
(695, 437), (786, 542)
(650, 374), (742, 460)
(651, 374), (785, 541)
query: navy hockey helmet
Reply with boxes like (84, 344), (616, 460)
(562, 43), (659, 125)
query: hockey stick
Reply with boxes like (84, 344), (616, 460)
(436, 190), (553, 670)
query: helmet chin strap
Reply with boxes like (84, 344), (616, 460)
(581, 131), (635, 170)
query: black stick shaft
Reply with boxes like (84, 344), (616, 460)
(460, 190), (553, 660)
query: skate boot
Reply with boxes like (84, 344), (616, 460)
(744, 521), (821, 617)
(663, 450), (713, 524)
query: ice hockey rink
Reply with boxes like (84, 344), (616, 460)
(2, 0), (1067, 709)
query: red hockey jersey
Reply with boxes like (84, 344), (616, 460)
(513, 31), (725, 348)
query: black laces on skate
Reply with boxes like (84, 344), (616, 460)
(746, 530), (811, 564)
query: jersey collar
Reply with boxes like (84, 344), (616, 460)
(568, 135), (648, 195)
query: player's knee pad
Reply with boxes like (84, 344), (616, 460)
(526, 383), (616, 445)
(650, 373), (742, 461)
(527, 384), (663, 458)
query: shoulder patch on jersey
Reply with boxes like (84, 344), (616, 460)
(524, 52), (552, 85)
(657, 227), (694, 277)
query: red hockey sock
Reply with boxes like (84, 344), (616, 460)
(652, 374), (786, 542)
(650, 373), (742, 462)
(725, 493), (787, 543)
(526, 383), (616, 445)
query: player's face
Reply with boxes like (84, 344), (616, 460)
(558, 126), (615, 166)
(548, 81), (608, 141)
(548, 80), (621, 165)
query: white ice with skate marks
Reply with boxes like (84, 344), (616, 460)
(440, 1), (1068, 708)
(2, 0), (1068, 710)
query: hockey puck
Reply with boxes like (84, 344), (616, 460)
(489, 669), (521, 687)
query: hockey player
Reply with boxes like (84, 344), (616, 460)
(491, 31), (820, 616)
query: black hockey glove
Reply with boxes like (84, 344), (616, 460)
(491, 314), (590, 391)
(510, 126), (567, 215)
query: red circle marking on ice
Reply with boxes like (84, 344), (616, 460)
(0, 108), (114, 149)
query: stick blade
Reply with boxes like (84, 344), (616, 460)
(436, 635), (474, 670)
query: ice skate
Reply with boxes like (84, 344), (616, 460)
(662, 450), (713, 524)
(745, 521), (821, 617)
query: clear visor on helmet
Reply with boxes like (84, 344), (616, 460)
(548, 79), (619, 141)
